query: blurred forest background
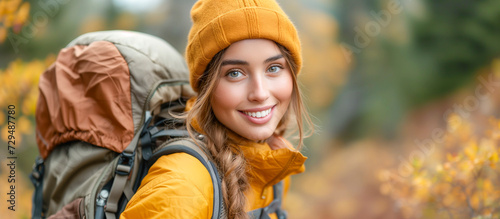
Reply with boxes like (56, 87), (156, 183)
(1, 0), (500, 218)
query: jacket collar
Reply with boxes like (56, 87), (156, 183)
(236, 139), (307, 188)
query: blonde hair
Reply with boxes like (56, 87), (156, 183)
(186, 42), (313, 219)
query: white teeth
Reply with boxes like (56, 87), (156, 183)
(244, 108), (271, 118)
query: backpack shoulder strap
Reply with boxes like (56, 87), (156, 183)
(247, 181), (287, 219)
(105, 120), (148, 219)
(147, 139), (225, 219)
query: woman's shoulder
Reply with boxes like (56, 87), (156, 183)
(121, 152), (214, 218)
(146, 152), (213, 190)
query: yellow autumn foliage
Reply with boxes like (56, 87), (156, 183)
(380, 112), (500, 218)
(0, 0), (30, 43)
(0, 56), (54, 218)
(0, 56), (54, 143)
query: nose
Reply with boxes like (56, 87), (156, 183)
(248, 74), (270, 102)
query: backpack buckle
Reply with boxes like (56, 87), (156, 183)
(31, 156), (45, 181)
(116, 151), (135, 176)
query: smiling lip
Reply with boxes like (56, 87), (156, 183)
(238, 105), (275, 125)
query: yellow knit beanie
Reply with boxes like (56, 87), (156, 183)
(186, 0), (302, 92)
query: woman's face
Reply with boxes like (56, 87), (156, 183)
(211, 39), (293, 141)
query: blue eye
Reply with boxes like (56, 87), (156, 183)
(268, 65), (282, 73)
(227, 71), (243, 78)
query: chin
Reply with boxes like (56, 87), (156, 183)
(242, 132), (274, 142)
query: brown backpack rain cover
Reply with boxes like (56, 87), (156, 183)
(36, 30), (194, 158)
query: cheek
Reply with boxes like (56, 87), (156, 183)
(211, 81), (240, 113)
(274, 74), (294, 105)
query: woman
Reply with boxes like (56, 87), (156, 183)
(122, 0), (312, 218)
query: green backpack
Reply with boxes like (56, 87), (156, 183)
(31, 30), (286, 219)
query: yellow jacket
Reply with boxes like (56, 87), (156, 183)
(121, 140), (307, 219)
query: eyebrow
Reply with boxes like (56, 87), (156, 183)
(264, 54), (283, 63)
(221, 59), (248, 66)
(221, 54), (284, 66)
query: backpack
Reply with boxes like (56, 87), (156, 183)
(29, 30), (222, 219)
(30, 30), (287, 219)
